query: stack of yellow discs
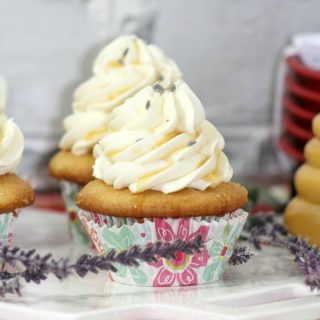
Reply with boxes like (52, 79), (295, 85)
(285, 114), (320, 247)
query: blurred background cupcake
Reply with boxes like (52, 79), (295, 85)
(49, 35), (182, 245)
(0, 77), (35, 270)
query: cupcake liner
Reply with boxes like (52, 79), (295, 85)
(78, 209), (248, 287)
(60, 181), (91, 246)
(0, 212), (16, 271)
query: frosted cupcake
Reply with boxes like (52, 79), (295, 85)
(49, 35), (181, 245)
(77, 81), (248, 286)
(0, 78), (35, 269)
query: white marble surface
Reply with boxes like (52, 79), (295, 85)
(0, 208), (320, 320)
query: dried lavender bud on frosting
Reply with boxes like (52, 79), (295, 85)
(59, 35), (182, 156)
(93, 81), (233, 194)
(93, 35), (181, 81)
(72, 66), (158, 114)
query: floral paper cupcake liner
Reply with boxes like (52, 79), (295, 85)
(60, 181), (90, 246)
(78, 209), (248, 287)
(0, 212), (16, 271)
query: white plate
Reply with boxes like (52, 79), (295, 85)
(0, 208), (319, 320)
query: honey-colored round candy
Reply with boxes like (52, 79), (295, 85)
(295, 164), (320, 205)
(285, 196), (320, 247)
(313, 114), (320, 140)
(305, 138), (320, 169)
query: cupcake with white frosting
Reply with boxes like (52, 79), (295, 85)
(0, 77), (35, 269)
(77, 81), (248, 287)
(49, 35), (181, 245)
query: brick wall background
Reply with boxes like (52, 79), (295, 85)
(1, 0), (319, 189)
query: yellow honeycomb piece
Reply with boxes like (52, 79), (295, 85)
(285, 197), (320, 247)
(312, 114), (320, 140)
(305, 138), (320, 169)
(295, 164), (320, 204)
(285, 113), (320, 247)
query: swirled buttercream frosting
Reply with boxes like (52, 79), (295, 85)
(93, 81), (233, 194)
(0, 115), (24, 176)
(60, 35), (182, 155)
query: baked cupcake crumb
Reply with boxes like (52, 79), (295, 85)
(76, 180), (247, 218)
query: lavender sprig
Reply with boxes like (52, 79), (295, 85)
(243, 212), (287, 249)
(0, 279), (21, 297)
(0, 246), (71, 284)
(286, 236), (320, 291)
(243, 212), (320, 291)
(229, 246), (255, 265)
(73, 236), (203, 277)
(0, 235), (204, 295)
(0, 234), (252, 297)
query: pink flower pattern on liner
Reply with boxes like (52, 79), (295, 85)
(152, 218), (209, 287)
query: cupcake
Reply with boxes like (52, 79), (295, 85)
(49, 35), (181, 245)
(77, 81), (248, 286)
(0, 78), (35, 269)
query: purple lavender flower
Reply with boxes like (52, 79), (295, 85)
(229, 246), (255, 265)
(0, 235), (205, 295)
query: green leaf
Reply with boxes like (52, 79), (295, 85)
(208, 240), (223, 256)
(102, 225), (134, 250)
(116, 264), (127, 278)
(129, 267), (148, 284)
(203, 260), (218, 282)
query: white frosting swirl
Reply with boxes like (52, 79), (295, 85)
(72, 66), (158, 113)
(0, 115), (24, 175)
(93, 81), (233, 194)
(93, 35), (181, 82)
(60, 35), (182, 156)
(59, 111), (110, 156)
